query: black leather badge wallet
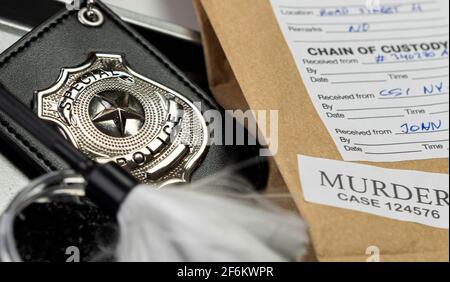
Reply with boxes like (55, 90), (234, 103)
(0, 1), (267, 188)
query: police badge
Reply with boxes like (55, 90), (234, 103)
(0, 0), (267, 193)
(34, 53), (208, 186)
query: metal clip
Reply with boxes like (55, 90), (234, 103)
(78, 0), (104, 27)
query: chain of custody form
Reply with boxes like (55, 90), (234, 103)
(271, 0), (449, 162)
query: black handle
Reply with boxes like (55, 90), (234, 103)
(0, 83), (137, 214)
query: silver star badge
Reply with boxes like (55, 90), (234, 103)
(34, 53), (208, 185)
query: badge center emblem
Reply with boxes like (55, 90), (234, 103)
(35, 54), (208, 186)
(89, 91), (145, 138)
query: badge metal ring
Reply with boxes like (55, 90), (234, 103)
(78, 7), (104, 27)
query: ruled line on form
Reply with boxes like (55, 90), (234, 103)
(337, 101), (449, 112)
(278, 1), (438, 10)
(413, 74), (449, 80)
(286, 16), (447, 26)
(320, 9), (442, 17)
(321, 65), (449, 76)
(430, 110), (450, 115)
(378, 93), (449, 100)
(395, 129), (449, 135)
(294, 33), (449, 43)
(327, 24), (449, 34)
(363, 57), (449, 65)
(364, 150), (423, 155)
(356, 139), (449, 146)
(347, 115), (405, 120)
(331, 80), (387, 84)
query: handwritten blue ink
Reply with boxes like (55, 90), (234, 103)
(423, 82), (444, 95)
(359, 5), (400, 15)
(320, 7), (349, 17)
(379, 88), (411, 97)
(388, 51), (436, 62)
(411, 3), (424, 12)
(348, 23), (370, 33)
(401, 120), (442, 134)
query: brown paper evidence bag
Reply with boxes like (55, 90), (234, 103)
(193, 0), (449, 261)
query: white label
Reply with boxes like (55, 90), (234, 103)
(271, 0), (450, 162)
(298, 155), (449, 229)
